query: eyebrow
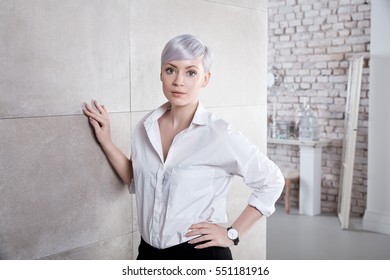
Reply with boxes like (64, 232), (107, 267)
(166, 63), (199, 69)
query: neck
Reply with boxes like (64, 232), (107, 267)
(168, 102), (198, 130)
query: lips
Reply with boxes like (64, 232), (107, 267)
(171, 91), (186, 95)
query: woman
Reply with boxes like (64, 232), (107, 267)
(83, 34), (284, 260)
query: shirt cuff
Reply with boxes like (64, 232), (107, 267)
(248, 194), (275, 218)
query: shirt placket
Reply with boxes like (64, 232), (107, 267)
(147, 117), (191, 248)
(150, 133), (182, 247)
(151, 164), (165, 246)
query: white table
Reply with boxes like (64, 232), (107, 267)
(267, 138), (332, 216)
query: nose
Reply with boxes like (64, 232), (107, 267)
(173, 73), (184, 86)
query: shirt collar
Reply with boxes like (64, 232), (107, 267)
(144, 101), (210, 128)
(192, 102), (209, 126)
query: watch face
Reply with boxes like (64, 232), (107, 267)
(228, 228), (239, 240)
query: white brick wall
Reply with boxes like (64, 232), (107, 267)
(267, 0), (370, 215)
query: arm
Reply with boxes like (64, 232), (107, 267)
(185, 156), (283, 249)
(186, 124), (284, 248)
(231, 204), (263, 238)
(83, 100), (133, 186)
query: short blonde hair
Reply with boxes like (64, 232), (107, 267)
(161, 34), (213, 72)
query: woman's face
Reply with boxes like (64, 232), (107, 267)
(160, 59), (210, 108)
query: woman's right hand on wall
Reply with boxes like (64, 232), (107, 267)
(83, 100), (133, 186)
(83, 100), (112, 146)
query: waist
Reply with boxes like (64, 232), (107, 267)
(139, 217), (227, 249)
(137, 238), (232, 260)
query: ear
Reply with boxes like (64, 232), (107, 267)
(201, 72), (211, 87)
(160, 71), (162, 81)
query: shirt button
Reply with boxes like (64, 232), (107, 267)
(163, 174), (167, 184)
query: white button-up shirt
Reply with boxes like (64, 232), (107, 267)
(130, 102), (284, 249)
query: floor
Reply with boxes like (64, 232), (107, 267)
(266, 205), (390, 260)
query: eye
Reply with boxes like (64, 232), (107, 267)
(187, 70), (197, 77)
(165, 67), (175, 75)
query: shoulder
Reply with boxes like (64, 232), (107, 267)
(206, 111), (249, 145)
(205, 111), (231, 134)
(205, 111), (262, 171)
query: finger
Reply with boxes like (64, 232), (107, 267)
(83, 105), (102, 120)
(185, 230), (201, 237)
(185, 227), (210, 237)
(94, 100), (106, 115)
(83, 104), (106, 121)
(186, 224), (216, 237)
(83, 103), (93, 112)
(188, 235), (210, 244)
(84, 110), (106, 125)
(192, 237), (220, 249)
(83, 107), (95, 117)
(194, 241), (216, 249)
(189, 222), (210, 230)
(89, 117), (101, 131)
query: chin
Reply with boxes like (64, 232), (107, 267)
(171, 98), (198, 108)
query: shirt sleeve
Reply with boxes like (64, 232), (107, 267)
(127, 111), (152, 195)
(226, 125), (285, 217)
(241, 149), (285, 217)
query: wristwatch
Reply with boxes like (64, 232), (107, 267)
(227, 226), (239, 246)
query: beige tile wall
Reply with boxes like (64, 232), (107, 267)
(0, 114), (132, 259)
